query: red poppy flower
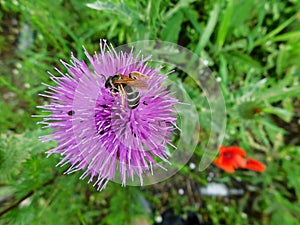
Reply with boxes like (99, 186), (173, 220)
(213, 146), (247, 173)
(214, 146), (266, 173)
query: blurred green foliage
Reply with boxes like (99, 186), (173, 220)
(1, 0), (300, 224)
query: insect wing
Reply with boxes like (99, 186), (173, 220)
(127, 79), (148, 89)
(129, 71), (150, 79)
(113, 75), (148, 89)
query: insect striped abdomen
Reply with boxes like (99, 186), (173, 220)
(124, 85), (140, 109)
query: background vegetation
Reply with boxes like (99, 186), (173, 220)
(0, 0), (300, 224)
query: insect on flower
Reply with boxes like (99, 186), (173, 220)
(104, 71), (150, 109)
(38, 40), (179, 191)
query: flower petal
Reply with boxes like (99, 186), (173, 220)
(214, 158), (236, 173)
(233, 155), (247, 168)
(244, 157), (266, 172)
(219, 146), (246, 157)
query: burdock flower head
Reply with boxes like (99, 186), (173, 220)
(39, 40), (179, 190)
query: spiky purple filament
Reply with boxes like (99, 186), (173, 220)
(39, 40), (178, 190)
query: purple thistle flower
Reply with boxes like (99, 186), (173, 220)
(38, 40), (179, 190)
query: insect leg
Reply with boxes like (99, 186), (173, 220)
(119, 85), (126, 110)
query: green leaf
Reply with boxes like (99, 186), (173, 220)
(254, 14), (297, 46)
(86, 1), (141, 25)
(195, 2), (220, 55)
(146, 0), (162, 39)
(264, 106), (294, 123)
(217, 0), (234, 49)
(221, 39), (247, 51)
(160, 11), (183, 43)
(248, 122), (271, 148)
(230, 0), (256, 28)
(219, 54), (228, 96)
(271, 31), (300, 43)
(257, 84), (300, 103)
(283, 146), (300, 199)
(0, 129), (54, 182)
(276, 44), (288, 75)
(0, 77), (21, 95)
(164, 0), (195, 20)
(269, 191), (300, 225)
(182, 7), (202, 34)
(228, 51), (263, 70)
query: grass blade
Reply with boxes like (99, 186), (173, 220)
(194, 2), (220, 55)
(217, 0), (234, 49)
